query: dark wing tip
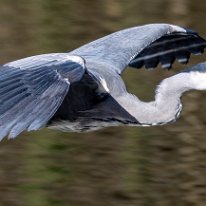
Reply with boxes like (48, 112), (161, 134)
(184, 28), (197, 35)
(129, 30), (206, 70)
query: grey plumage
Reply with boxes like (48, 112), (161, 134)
(1, 23), (206, 140)
(1, 55), (85, 139)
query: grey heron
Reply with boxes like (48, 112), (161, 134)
(1, 23), (206, 140)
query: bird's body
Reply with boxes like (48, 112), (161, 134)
(1, 23), (206, 139)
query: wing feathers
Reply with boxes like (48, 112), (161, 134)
(71, 24), (206, 73)
(0, 55), (85, 140)
(129, 32), (206, 69)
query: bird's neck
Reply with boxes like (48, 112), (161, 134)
(117, 72), (193, 125)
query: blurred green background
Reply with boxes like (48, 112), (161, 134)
(0, 0), (206, 206)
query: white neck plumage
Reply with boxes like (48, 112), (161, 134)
(117, 69), (206, 126)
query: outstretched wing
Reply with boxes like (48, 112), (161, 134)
(0, 54), (85, 140)
(71, 24), (206, 74)
(129, 31), (206, 69)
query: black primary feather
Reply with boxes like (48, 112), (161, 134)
(129, 32), (206, 69)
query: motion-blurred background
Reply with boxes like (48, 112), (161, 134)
(0, 0), (206, 206)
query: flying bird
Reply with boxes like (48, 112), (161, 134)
(0, 23), (206, 140)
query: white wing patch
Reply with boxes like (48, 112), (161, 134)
(63, 55), (85, 67)
(99, 77), (110, 92)
(168, 24), (186, 33)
